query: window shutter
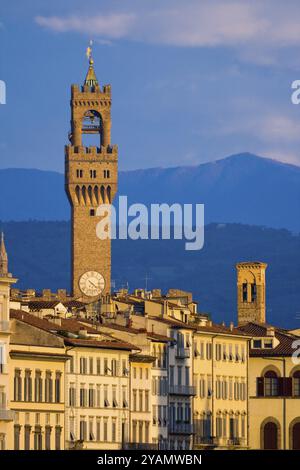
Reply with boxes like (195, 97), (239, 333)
(278, 377), (284, 396)
(256, 377), (264, 396)
(283, 377), (293, 397)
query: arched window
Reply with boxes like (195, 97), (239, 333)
(293, 371), (300, 397)
(292, 422), (300, 450)
(264, 370), (278, 396)
(263, 421), (278, 450)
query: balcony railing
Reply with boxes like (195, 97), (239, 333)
(194, 436), (246, 448)
(0, 409), (14, 421)
(169, 385), (196, 396)
(176, 347), (190, 359)
(169, 423), (193, 435)
(227, 437), (246, 447)
(0, 321), (9, 332)
(123, 443), (158, 450)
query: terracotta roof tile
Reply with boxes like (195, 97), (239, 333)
(237, 322), (299, 356)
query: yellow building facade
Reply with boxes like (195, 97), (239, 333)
(236, 262), (300, 450)
(9, 311), (69, 450)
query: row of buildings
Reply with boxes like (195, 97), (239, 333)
(1, 52), (299, 452)
(0, 235), (299, 451)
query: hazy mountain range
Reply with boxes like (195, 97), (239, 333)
(0, 152), (299, 328)
(0, 153), (299, 231)
(1, 221), (299, 328)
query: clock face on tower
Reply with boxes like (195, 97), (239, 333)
(79, 271), (105, 297)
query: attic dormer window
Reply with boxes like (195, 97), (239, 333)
(253, 339), (262, 349)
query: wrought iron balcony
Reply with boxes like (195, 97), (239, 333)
(169, 385), (196, 396)
(169, 423), (193, 435)
(176, 347), (190, 359)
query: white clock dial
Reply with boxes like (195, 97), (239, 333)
(79, 271), (105, 297)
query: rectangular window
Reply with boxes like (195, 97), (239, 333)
(215, 344), (222, 361)
(55, 372), (61, 403)
(139, 390), (143, 412)
(112, 386), (118, 407)
(14, 369), (22, 401)
(111, 359), (117, 376)
(177, 366), (182, 385)
(89, 386), (95, 407)
(104, 358), (109, 375)
(145, 422), (150, 442)
(34, 425), (42, 450)
(35, 371), (42, 402)
(104, 385), (109, 407)
(170, 366), (174, 386)
(122, 386), (128, 408)
(45, 426), (51, 450)
(103, 419), (108, 442)
(206, 342), (212, 360)
(69, 356), (74, 373)
(80, 419), (87, 441)
(253, 339), (262, 348)
(133, 389), (137, 411)
(24, 369), (32, 402)
(96, 419), (101, 441)
(145, 390), (149, 412)
(24, 425), (31, 450)
(112, 419), (116, 442)
(14, 425), (21, 450)
(96, 385), (101, 407)
(89, 419), (95, 441)
(97, 358), (101, 375)
(69, 384), (76, 406)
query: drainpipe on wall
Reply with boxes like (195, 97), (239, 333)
(211, 335), (218, 441)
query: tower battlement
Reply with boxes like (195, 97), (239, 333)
(65, 144), (118, 158)
(71, 83), (111, 96)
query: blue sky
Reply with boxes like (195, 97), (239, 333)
(1, 0), (300, 171)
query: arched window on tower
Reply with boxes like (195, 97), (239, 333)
(251, 283), (257, 302)
(242, 283), (247, 302)
(81, 110), (102, 147)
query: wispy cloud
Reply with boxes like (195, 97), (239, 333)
(220, 114), (300, 143)
(35, 12), (136, 39)
(34, 0), (300, 65)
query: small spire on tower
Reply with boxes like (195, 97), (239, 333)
(0, 232), (8, 276)
(84, 40), (99, 88)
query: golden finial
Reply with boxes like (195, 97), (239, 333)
(84, 40), (98, 87)
(86, 40), (93, 65)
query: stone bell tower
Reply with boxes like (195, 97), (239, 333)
(65, 47), (118, 300)
(236, 261), (267, 325)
